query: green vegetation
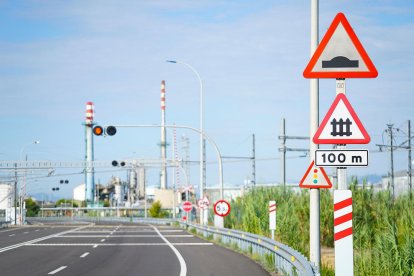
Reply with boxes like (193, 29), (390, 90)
(55, 199), (78, 208)
(25, 197), (40, 217)
(225, 179), (414, 275)
(148, 200), (168, 218)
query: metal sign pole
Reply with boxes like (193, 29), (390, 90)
(309, 0), (321, 271)
(336, 78), (347, 190)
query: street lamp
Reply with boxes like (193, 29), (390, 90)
(166, 60), (207, 225)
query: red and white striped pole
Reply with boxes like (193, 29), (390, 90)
(85, 101), (95, 202)
(85, 101), (94, 125)
(160, 80), (167, 189)
(269, 201), (276, 240)
(334, 190), (353, 276)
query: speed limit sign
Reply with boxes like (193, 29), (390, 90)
(214, 200), (231, 217)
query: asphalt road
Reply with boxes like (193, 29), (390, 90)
(0, 221), (270, 276)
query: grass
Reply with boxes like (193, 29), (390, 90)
(224, 180), (414, 275)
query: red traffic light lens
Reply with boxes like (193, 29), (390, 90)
(93, 126), (104, 136)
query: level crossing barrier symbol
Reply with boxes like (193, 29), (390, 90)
(331, 118), (352, 137)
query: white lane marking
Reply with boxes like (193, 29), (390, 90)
(9, 234), (15, 237)
(35, 229), (40, 232)
(100, 239), (105, 242)
(48, 266), (67, 275)
(24, 232), (29, 234)
(80, 252), (90, 258)
(0, 224), (93, 254)
(28, 243), (213, 246)
(151, 225), (187, 276)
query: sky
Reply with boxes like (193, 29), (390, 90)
(0, 0), (413, 199)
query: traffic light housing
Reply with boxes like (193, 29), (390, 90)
(93, 125), (117, 136)
(106, 126), (117, 136)
(93, 126), (104, 136)
(112, 160), (126, 167)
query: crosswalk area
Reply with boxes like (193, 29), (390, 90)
(26, 223), (213, 248)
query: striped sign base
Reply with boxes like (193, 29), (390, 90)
(334, 190), (354, 276)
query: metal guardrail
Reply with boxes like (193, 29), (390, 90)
(181, 222), (317, 276)
(0, 220), (11, 229)
(29, 217), (316, 275)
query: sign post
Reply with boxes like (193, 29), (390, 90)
(304, 12), (377, 274)
(213, 200), (230, 228)
(334, 190), (353, 276)
(269, 201), (276, 240)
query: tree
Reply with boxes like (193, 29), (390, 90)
(148, 200), (168, 218)
(25, 198), (40, 217)
(55, 199), (78, 208)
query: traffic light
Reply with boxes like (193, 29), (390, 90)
(93, 126), (104, 136)
(106, 126), (117, 136)
(112, 160), (126, 167)
(93, 125), (117, 136)
(181, 192), (186, 201)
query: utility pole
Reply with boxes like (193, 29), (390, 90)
(376, 124), (396, 201)
(388, 124), (395, 201)
(252, 134), (256, 187)
(278, 118), (309, 186)
(280, 118), (286, 186)
(14, 163), (17, 225)
(408, 120), (412, 196)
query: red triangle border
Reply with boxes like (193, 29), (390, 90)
(303, 12), (378, 79)
(299, 161), (333, 189)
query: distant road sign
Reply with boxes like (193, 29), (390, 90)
(303, 13), (377, 78)
(182, 201), (193, 212)
(197, 196), (210, 209)
(213, 200), (231, 217)
(315, 150), (368, 167)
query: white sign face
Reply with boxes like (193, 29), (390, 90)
(214, 200), (230, 217)
(303, 13), (377, 78)
(315, 150), (368, 167)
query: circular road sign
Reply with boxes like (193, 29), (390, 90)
(214, 200), (231, 217)
(182, 201), (193, 212)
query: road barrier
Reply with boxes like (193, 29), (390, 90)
(29, 217), (316, 275)
(0, 220), (11, 229)
(182, 222), (317, 276)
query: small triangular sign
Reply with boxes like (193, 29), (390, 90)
(299, 161), (332, 189)
(303, 12), (378, 78)
(313, 93), (370, 144)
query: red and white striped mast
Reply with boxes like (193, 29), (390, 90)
(85, 101), (95, 203)
(160, 81), (167, 189)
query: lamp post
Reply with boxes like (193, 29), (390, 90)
(166, 60), (207, 225)
(18, 140), (40, 225)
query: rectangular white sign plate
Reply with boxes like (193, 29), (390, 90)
(315, 149), (368, 167)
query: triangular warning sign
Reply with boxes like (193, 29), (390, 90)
(299, 161), (332, 189)
(313, 93), (370, 144)
(303, 13), (378, 78)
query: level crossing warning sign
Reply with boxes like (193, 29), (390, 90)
(299, 161), (332, 189)
(303, 12), (377, 79)
(313, 93), (370, 144)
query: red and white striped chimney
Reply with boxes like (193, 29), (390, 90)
(85, 101), (94, 125)
(161, 80), (166, 111)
